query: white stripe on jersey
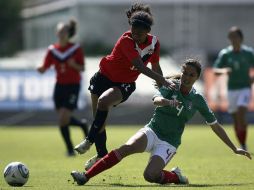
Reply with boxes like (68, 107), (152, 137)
(135, 36), (157, 58)
(49, 43), (80, 61)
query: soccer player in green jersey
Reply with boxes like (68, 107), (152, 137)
(71, 58), (251, 186)
(213, 26), (254, 150)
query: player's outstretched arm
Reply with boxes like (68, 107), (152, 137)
(131, 57), (176, 89)
(210, 122), (252, 160)
(151, 62), (163, 88)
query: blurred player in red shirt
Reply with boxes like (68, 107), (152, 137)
(74, 3), (175, 170)
(37, 19), (89, 156)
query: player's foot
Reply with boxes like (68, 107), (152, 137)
(85, 155), (101, 171)
(74, 138), (92, 154)
(241, 144), (247, 151)
(171, 167), (189, 184)
(71, 171), (88, 185)
(81, 119), (89, 137)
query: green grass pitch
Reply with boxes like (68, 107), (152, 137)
(0, 125), (253, 190)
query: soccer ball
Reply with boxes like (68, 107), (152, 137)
(3, 162), (29, 187)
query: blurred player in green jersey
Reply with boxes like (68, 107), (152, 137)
(71, 58), (251, 186)
(213, 26), (254, 150)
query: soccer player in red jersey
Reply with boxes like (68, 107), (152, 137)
(37, 19), (89, 156)
(74, 3), (175, 169)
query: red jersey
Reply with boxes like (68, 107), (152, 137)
(42, 43), (84, 84)
(100, 31), (160, 83)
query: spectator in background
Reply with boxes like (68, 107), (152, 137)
(37, 19), (89, 156)
(213, 26), (254, 150)
(71, 58), (251, 186)
(74, 3), (175, 170)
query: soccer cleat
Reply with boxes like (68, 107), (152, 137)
(171, 167), (189, 184)
(74, 138), (92, 154)
(71, 171), (88, 185)
(85, 155), (101, 171)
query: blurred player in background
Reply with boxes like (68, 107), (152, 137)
(71, 58), (251, 186)
(37, 19), (89, 156)
(74, 3), (175, 169)
(213, 26), (254, 150)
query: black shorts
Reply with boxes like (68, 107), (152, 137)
(88, 72), (136, 103)
(53, 83), (80, 110)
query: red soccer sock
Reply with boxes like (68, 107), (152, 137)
(160, 170), (179, 184)
(85, 150), (122, 179)
(238, 128), (247, 146)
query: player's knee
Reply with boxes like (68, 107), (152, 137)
(59, 116), (69, 126)
(97, 97), (109, 110)
(58, 109), (71, 126)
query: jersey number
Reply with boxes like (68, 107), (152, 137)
(166, 149), (175, 161)
(166, 149), (172, 160)
(176, 105), (184, 116)
(172, 95), (184, 116)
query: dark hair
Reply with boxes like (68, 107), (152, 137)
(182, 58), (202, 77)
(228, 26), (244, 40)
(154, 59), (201, 89)
(67, 19), (77, 38)
(165, 59), (202, 79)
(126, 3), (153, 30)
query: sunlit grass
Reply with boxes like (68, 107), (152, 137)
(0, 125), (253, 190)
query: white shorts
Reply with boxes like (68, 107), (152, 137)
(136, 126), (176, 165)
(227, 88), (251, 113)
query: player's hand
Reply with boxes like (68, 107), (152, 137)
(168, 99), (181, 107)
(234, 148), (252, 160)
(37, 66), (46, 74)
(162, 79), (176, 90)
(67, 58), (76, 68)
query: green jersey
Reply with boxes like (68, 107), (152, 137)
(213, 45), (254, 90)
(147, 80), (217, 148)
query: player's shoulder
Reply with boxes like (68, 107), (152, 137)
(67, 42), (81, 49)
(147, 33), (159, 42)
(116, 31), (135, 47)
(157, 84), (174, 96)
(241, 45), (254, 54)
(191, 88), (206, 101)
(48, 43), (57, 50)
(121, 31), (133, 41)
(218, 46), (232, 56)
